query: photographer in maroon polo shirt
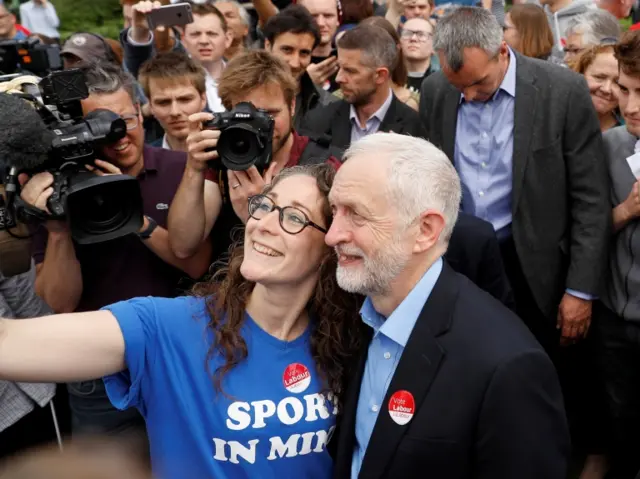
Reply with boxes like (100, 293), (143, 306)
(168, 50), (340, 264)
(17, 61), (212, 440)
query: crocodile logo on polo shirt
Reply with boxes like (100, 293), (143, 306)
(156, 203), (169, 210)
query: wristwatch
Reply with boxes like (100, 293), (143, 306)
(138, 215), (158, 239)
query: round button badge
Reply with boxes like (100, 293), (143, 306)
(282, 363), (311, 394)
(388, 390), (415, 426)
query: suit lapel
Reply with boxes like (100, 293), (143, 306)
(441, 87), (460, 163)
(379, 95), (401, 133)
(332, 329), (373, 477)
(333, 101), (354, 150)
(358, 264), (459, 479)
(511, 54), (538, 215)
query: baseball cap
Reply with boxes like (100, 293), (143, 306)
(61, 33), (110, 62)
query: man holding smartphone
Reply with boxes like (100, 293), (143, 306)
(124, 1), (232, 113)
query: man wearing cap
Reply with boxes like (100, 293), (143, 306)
(61, 33), (117, 70)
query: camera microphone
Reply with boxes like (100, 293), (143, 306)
(0, 93), (53, 174)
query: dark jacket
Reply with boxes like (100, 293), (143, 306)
(300, 93), (427, 156)
(332, 263), (570, 479)
(419, 52), (611, 317)
(446, 212), (514, 310)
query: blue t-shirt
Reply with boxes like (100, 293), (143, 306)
(102, 296), (337, 479)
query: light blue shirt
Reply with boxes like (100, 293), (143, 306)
(19, 1), (59, 39)
(351, 258), (443, 478)
(455, 49), (516, 239)
(349, 89), (393, 143)
(454, 49), (592, 301)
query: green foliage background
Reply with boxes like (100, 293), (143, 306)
(9, 0), (124, 40)
(55, 0), (123, 40)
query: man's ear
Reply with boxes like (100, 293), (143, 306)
(264, 38), (272, 50)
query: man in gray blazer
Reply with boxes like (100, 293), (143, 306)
(419, 6), (610, 352)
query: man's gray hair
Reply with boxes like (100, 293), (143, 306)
(344, 133), (461, 245)
(214, 0), (251, 27)
(79, 61), (138, 105)
(336, 24), (397, 70)
(433, 6), (503, 72)
(565, 9), (621, 46)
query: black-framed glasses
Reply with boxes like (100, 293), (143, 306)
(248, 194), (327, 235)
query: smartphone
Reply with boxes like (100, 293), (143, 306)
(147, 3), (194, 30)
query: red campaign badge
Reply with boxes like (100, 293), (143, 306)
(388, 390), (415, 426)
(283, 363), (311, 394)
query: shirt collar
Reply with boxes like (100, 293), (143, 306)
(459, 48), (517, 104)
(162, 134), (171, 150)
(349, 88), (394, 125)
(360, 257), (443, 348)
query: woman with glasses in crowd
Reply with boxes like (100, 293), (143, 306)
(571, 43), (623, 132)
(503, 4), (554, 60)
(0, 163), (363, 479)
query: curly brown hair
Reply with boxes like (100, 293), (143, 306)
(192, 164), (363, 406)
(569, 44), (615, 74)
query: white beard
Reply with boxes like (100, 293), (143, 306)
(335, 238), (410, 296)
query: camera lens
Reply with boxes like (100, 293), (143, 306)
(71, 182), (134, 234)
(218, 125), (260, 170)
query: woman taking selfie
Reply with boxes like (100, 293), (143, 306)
(0, 164), (362, 479)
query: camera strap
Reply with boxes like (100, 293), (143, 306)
(13, 196), (51, 223)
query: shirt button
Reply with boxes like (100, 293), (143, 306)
(371, 405), (379, 412)
(482, 132), (488, 138)
(481, 162), (487, 168)
(384, 352), (391, 359)
(478, 191), (485, 197)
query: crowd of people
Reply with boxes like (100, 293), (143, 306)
(0, 0), (639, 478)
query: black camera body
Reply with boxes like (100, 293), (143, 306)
(0, 37), (62, 76)
(4, 69), (143, 245)
(203, 102), (274, 173)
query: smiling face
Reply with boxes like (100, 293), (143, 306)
(326, 155), (413, 296)
(266, 32), (316, 81)
(241, 175), (329, 288)
(81, 89), (144, 174)
(584, 50), (619, 116)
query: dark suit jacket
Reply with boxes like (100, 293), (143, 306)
(446, 212), (514, 310)
(332, 263), (570, 479)
(300, 93), (427, 155)
(419, 53), (611, 318)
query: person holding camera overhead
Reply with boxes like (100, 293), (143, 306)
(18, 61), (212, 441)
(168, 49), (342, 266)
(0, 163), (363, 479)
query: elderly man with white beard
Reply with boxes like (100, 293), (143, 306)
(326, 132), (570, 479)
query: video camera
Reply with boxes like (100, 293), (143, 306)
(0, 37), (62, 76)
(204, 102), (274, 173)
(0, 68), (143, 276)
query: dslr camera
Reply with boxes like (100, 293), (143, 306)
(3, 69), (143, 246)
(203, 102), (274, 173)
(0, 37), (63, 76)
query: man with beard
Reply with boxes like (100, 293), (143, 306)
(327, 132), (569, 478)
(167, 50), (342, 264)
(301, 24), (426, 154)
